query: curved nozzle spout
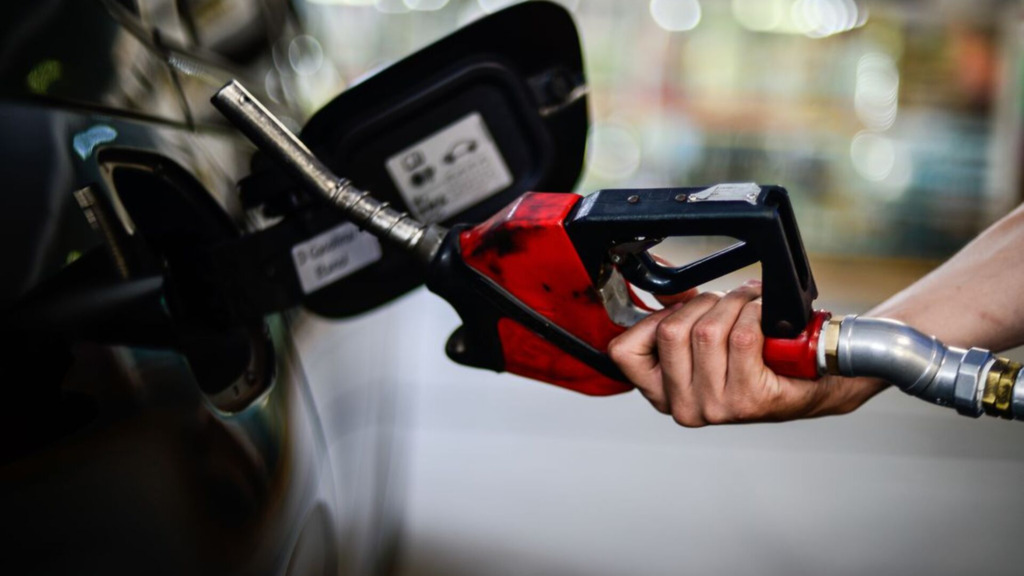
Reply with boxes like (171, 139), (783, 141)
(819, 316), (1024, 420)
(211, 80), (446, 265)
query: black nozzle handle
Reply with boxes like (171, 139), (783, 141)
(566, 185), (817, 338)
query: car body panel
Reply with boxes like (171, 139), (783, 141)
(0, 2), (397, 575)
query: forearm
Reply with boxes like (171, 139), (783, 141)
(820, 204), (1024, 412)
(867, 203), (1024, 352)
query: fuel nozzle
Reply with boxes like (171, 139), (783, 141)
(212, 79), (1024, 416)
(211, 80), (447, 266)
(819, 315), (1024, 420)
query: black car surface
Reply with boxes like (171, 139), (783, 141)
(0, 2), (400, 574)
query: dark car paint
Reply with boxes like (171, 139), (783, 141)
(0, 2), (385, 574)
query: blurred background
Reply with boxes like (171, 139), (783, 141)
(282, 1), (1024, 575)
(288, 0), (1023, 257)
(6, 0), (1023, 574)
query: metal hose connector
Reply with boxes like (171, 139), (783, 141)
(211, 80), (446, 265)
(819, 315), (1024, 420)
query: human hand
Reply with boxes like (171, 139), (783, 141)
(607, 281), (886, 426)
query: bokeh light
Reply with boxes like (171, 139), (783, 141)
(288, 35), (324, 75)
(731, 0), (786, 32)
(376, 0), (409, 13)
(649, 0), (702, 32)
(850, 131), (895, 181)
(405, 0), (449, 11)
(732, 0), (866, 37)
(855, 52), (900, 131)
(587, 122), (643, 181)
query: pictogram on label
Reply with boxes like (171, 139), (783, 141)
(385, 112), (513, 222)
(291, 222), (382, 294)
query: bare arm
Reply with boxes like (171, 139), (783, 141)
(869, 203), (1024, 351)
(608, 203), (1024, 426)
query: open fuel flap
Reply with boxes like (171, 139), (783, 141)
(1, 1), (590, 412)
(239, 0), (589, 317)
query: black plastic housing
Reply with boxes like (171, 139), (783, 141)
(566, 185), (818, 339)
(249, 1), (590, 317)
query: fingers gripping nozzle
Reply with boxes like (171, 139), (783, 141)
(819, 315), (1024, 420)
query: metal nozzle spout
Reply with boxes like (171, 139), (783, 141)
(819, 315), (1024, 420)
(211, 80), (446, 264)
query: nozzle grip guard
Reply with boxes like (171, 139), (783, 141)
(567, 185), (817, 339)
(617, 243), (759, 295)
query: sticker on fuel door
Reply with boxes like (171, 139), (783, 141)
(291, 222), (382, 294)
(385, 112), (513, 222)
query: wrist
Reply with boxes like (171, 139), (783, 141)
(817, 375), (889, 416)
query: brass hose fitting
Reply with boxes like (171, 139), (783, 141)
(822, 315), (842, 376)
(983, 358), (1023, 419)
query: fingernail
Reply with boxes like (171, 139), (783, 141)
(744, 279), (762, 288)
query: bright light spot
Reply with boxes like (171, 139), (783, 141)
(855, 52), (899, 130)
(731, 0), (785, 31)
(883, 144), (913, 194)
(305, 0), (375, 4)
(288, 35), (324, 75)
(790, 0), (815, 34)
(477, 0), (518, 14)
(405, 0), (449, 10)
(376, 0), (409, 13)
(855, 4), (869, 27)
(734, 0), (864, 37)
(650, 0), (702, 32)
(587, 123), (642, 181)
(792, 0), (833, 37)
(264, 70), (284, 104)
(850, 131), (894, 181)
(851, 130), (912, 197)
(27, 59), (62, 95)
(796, 0), (861, 37)
(73, 125), (118, 160)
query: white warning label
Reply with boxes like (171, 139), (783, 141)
(291, 222), (382, 294)
(385, 112), (513, 222)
